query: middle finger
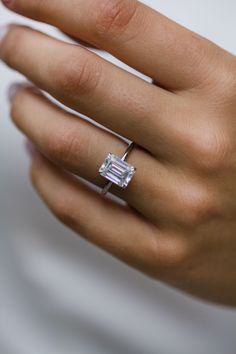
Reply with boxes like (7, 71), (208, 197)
(0, 25), (182, 158)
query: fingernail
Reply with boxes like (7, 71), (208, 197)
(0, 24), (9, 43)
(8, 82), (42, 102)
(25, 140), (38, 158)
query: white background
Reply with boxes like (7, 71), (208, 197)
(1, 1), (236, 353)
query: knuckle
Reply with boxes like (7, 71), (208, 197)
(52, 193), (89, 232)
(179, 185), (217, 227)
(52, 196), (77, 227)
(52, 54), (102, 97)
(146, 235), (191, 277)
(187, 126), (232, 172)
(94, 0), (139, 39)
(46, 128), (79, 163)
(46, 125), (91, 165)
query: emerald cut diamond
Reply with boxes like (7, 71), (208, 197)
(99, 153), (136, 188)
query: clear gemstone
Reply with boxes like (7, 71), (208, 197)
(99, 153), (136, 188)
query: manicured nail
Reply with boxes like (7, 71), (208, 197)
(25, 140), (38, 158)
(8, 82), (41, 102)
(0, 24), (9, 43)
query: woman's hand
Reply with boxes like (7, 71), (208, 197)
(1, 0), (236, 306)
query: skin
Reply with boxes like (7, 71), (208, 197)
(1, 0), (236, 306)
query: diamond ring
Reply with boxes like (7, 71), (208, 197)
(99, 142), (136, 195)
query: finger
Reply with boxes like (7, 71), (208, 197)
(2, 0), (222, 90)
(0, 25), (180, 157)
(11, 85), (215, 229)
(10, 83), (169, 224)
(30, 152), (172, 275)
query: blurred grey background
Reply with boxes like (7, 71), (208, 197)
(1, 1), (236, 353)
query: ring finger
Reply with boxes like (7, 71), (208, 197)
(10, 84), (191, 226)
(10, 84), (163, 221)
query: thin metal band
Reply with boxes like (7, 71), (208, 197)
(101, 142), (136, 196)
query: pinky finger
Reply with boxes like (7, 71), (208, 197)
(29, 151), (161, 274)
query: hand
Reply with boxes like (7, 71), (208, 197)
(1, 0), (236, 306)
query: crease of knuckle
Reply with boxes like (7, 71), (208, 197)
(46, 127), (88, 165)
(51, 55), (102, 98)
(94, 0), (140, 40)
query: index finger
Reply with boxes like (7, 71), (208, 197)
(2, 0), (222, 90)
